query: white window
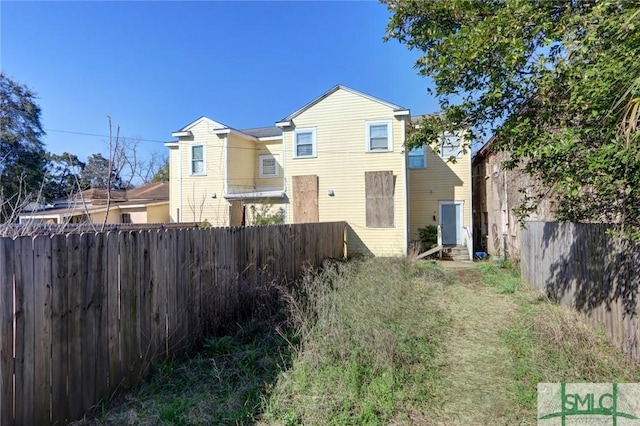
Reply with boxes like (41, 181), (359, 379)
(408, 145), (426, 168)
(293, 128), (316, 158)
(259, 155), (279, 178)
(191, 145), (205, 175)
(366, 120), (393, 152)
(440, 133), (461, 158)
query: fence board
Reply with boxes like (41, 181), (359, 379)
(106, 232), (121, 391)
(0, 238), (15, 426)
(0, 222), (345, 425)
(14, 237), (36, 426)
(521, 221), (640, 361)
(66, 233), (84, 420)
(33, 236), (52, 425)
(50, 234), (68, 424)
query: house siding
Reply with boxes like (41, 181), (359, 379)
(178, 120), (229, 225)
(168, 146), (180, 222)
(255, 140), (284, 189)
(408, 146), (472, 242)
(227, 133), (255, 193)
(282, 89), (408, 257)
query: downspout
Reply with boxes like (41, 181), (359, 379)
(178, 143), (182, 222)
(281, 130), (288, 223)
(223, 134), (229, 226)
(402, 117), (409, 257)
(467, 132), (473, 260)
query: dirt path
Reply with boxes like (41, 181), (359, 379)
(429, 268), (517, 425)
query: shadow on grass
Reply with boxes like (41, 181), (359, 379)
(74, 300), (297, 425)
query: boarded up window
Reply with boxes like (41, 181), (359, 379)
(292, 175), (319, 223)
(365, 171), (394, 227)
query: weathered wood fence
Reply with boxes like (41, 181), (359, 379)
(0, 222), (345, 425)
(520, 221), (640, 361)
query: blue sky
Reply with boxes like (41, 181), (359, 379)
(1, 1), (438, 163)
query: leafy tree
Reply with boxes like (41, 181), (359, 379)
(384, 1), (640, 237)
(43, 152), (87, 201)
(0, 72), (47, 220)
(81, 153), (124, 190)
(151, 157), (169, 183)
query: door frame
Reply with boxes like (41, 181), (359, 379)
(438, 200), (464, 245)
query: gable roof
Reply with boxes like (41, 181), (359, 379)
(277, 85), (408, 123)
(174, 116), (229, 133)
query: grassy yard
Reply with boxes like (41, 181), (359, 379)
(74, 258), (640, 425)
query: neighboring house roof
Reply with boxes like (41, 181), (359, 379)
(473, 135), (497, 163)
(241, 126), (282, 139)
(126, 182), (169, 201)
(277, 84), (409, 123)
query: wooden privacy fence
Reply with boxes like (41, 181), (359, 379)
(0, 222), (345, 425)
(520, 221), (640, 361)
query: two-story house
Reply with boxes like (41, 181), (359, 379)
(166, 85), (472, 257)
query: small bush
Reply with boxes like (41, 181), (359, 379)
(251, 204), (285, 225)
(417, 225), (439, 252)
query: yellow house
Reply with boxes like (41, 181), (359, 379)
(166, 85), (472, 257)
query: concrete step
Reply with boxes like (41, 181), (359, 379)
(441, 246), (469, 261)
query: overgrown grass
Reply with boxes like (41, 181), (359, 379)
(475, 259), (521, 294)
(476, 262), (640, 422)
(261, 257), (452, 425)
(74, 318), (293, 425)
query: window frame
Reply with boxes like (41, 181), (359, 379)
(190, 144), (206, 176)
(408, 145), (426, 169)
(259, 154), (279, 178)
(365, 120), (393, 153)
(293, 128), (317, 159)
(121, 213), (132, 224)
(440, 132), (461, 159)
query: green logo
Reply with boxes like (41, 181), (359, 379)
(538, 383), (640, 425)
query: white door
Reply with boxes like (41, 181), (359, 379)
(440, 201), (463, 245)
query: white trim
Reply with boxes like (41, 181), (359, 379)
(275, 120), (291, 128)
(438, 200), (465, 245)
(164, 142), (179, 147)
(225, 190), (285, 200)
(401, 117), (409, 256)
(171, 131), (192, 138)
(394, 109), (410, 116)
(189, 144), (206, 176)
(223, 135), (228, 194)
(293, 127), (317, 159)
(213, 127), (259, 141)
(259, 155), (279, 178)
(365, 120), (393, 153)
(178, 116), (228, 133)
(257, 136), (283, 142)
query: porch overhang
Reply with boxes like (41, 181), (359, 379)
(224, 190), (286, 200)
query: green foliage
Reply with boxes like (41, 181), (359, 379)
(417, 225), (438, 251)
(384, 1), (640, 239)
(0, 72), (47, 220)
(263, 258), (451, 424)
(151, 158), (169, 183)
(43, 152), (87, 201)
(251, 203), (285, 226)
(81, 153), (125, 189)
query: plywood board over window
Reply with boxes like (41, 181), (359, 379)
(365, 171), (395, 227)
(292, 175), (319, 223)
